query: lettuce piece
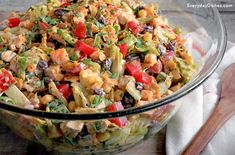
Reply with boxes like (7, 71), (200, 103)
(91, 95), (112, 108)
(57, 29), (76, 45)
(82, 59), (101, 73)
(47, 99), (70, 113)
(17, 56), (27, 80)
(135, 39), (148, 52)
(48, 82), (67, 104)
(176, 57), (196, 83)
(71, 82), (89, 108)
(114, 24), (121, 35)
(110, 45), (125, 75)
(27, 4), (48, 20)
(4, 85), (30, 107)
(126, 81), (141, 100)
(46, 120), (62, 138)
(119, 32), (137, 47)
(33, 125), (52, 148)
(158, 82), (169, 96)
(105, 127), (131, 145)
(157, 72), (168, 82)
(0, 96), (16, 105)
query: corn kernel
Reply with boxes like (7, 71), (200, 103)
(138, 9), (147, 18)
(143, 32), (153, 42)
(15, 78), (23, 90)
(40, 95), (55, 105)
(145, 6), (155, 16)
(68, 101), (76, 112)
(167, 60), (177, 70)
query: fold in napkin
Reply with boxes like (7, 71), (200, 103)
(166, 28), (235, 155)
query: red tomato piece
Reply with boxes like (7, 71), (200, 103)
(109, 117), (128, 127)
(125, 60), (142, 76)
(57, 83), (72, 99)
(75, 41), (96, 56)
(60, 3), (71, 7)
(74, 22), (87, 39)
(39, 21), (50, 31)
(8, 17), (21, 28)
(106, 102), (124, 112)
(148, 60), (163, 74)
(106, 102), (128, 127)
(118, 43), (128, 58)
(0, 69), (16, 93)
(127, 21), (141, 35)
(134, 72), (152, 85)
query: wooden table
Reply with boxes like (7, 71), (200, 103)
(0, 0), (234, 154)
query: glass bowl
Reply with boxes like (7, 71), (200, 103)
(0, 0), (226, 154)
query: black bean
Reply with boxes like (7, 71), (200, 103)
(142, 25), (153, 33)
(126, 53), (145, 62)
(43, 77), (52, 84)
(102, 58), (112, 71)
(54, 9), (66, 17)
(136, 82), (144, 91)
(93, 88), (106, 97)
(98, 15), (106, 25)
(165, 42), (175, 51)
(121, 92), (135, 109)
(34, 33), (42, 42)
(94, 60), (102, 65)
(77, 126), (89, 138)
(137, 6), (145, 11)
(53, 40), (62, 49)
(37, 60), (48, 70)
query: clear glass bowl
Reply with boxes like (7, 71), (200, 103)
(0, 0), (226, 154)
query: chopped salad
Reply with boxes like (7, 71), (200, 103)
(0, 0), (196, 152)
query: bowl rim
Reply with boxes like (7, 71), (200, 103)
(0, 4), (227, 120)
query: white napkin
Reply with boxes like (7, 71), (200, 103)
(166, 32), (235, 154)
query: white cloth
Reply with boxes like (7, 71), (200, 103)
(166, 32), (235, 155)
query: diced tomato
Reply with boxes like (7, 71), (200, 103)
(106, 102), (128, 127)
(74, 22), (87, 39)
(148, 60), (163, 74)
(127, 21), (141, 35)
(57, 83), (72, 99)
(39, 21), (50, 31)
(106, 102), (124, 112)
(118, 43), (128, 58)
(109, 117), (128, 127)
(60, 3), (71, 7)
(0, 69), (16, 93)
(125, 60), (142, 76)
(8, 17), (21, 28)
(134, 72), (152, 85)
(75, 41), (96, 56)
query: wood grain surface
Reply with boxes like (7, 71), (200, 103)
(0, 0), (234, 154)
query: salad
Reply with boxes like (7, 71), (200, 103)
(0, 0), (196, 153)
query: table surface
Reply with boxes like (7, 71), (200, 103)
(0, 1), (234, 154)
